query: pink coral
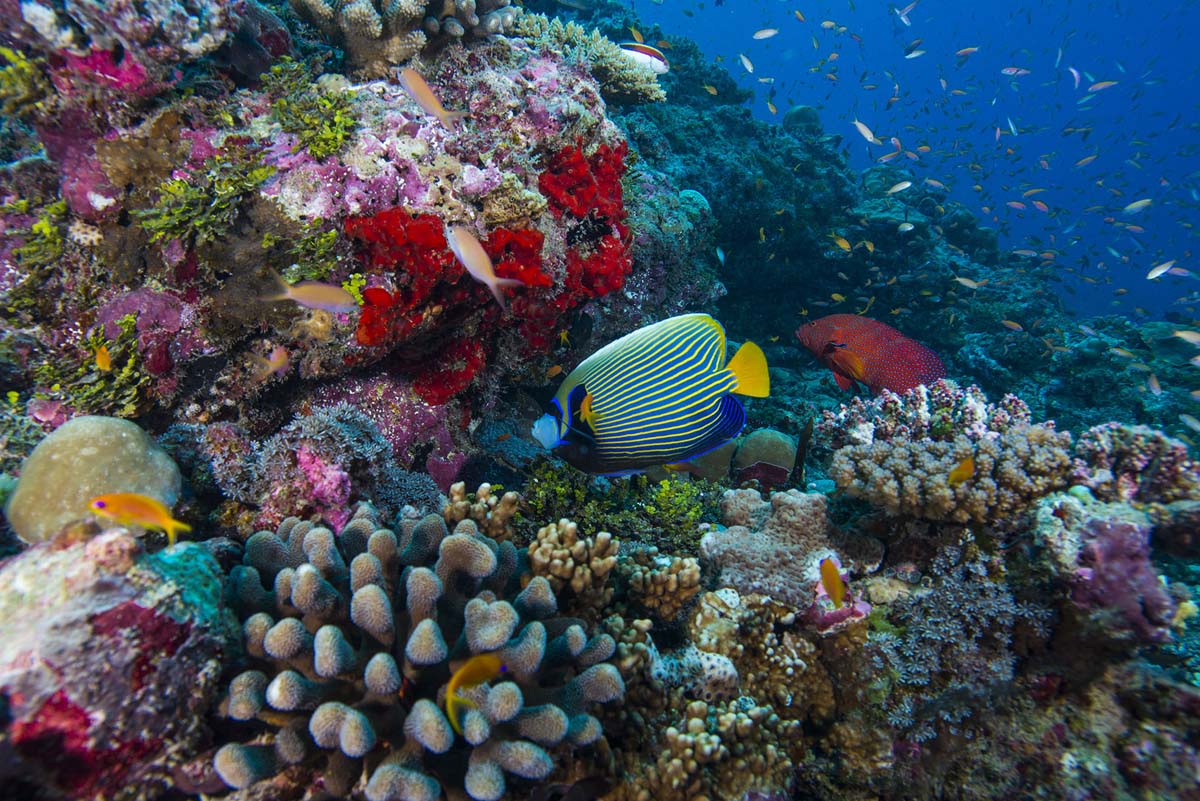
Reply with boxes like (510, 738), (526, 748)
(296, 445), (352, 531)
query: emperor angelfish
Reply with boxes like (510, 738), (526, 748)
(531, 314), (769, 475)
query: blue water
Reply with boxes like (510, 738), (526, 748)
(633, 0), (1200, 322)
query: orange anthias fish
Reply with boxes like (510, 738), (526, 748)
(820, 558), (846, 609)
(445, 653), (507, 735)
(795, 314), (946, 395)
(397, 68), (468, 131)
(948, 455), (975, 486)
(87, 493), (191, 546)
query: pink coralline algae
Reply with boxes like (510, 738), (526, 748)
(2, 0), (243, 101)
(805, 558), (871, 633)
(296, 445), (353, 531)
(1070, 516), (1179, 644)
(0, 529), (238, 800)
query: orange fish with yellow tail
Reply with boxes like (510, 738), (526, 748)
(445, 653), (508, 735)
(87, 492), (191, 546)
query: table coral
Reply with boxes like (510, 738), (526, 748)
(0, 529), (239, 800)
(821, 381), (1074, 527)
(216, 504), (624, 800)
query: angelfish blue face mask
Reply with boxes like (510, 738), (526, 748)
(531, 405), (564, 449)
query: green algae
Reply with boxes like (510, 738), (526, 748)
(262, 58), (358, 160)
(134, 146), (275, 247)
(34, 314), (153, 418)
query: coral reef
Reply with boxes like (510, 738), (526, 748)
(166, 403), (443, 534)
(216, 503), (624, 800)
(700, 488), (842, 609)
(443, 480), (520, 542)
(514, 14), (666, 104)
(0, 528), (239, 800)
(528, 517), (619, 616)
(820, 381), (1075, 527)
(289, 0), (429, 77)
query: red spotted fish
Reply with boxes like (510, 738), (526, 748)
(531, 314), (769, 474)
(796, 314), (945, 395)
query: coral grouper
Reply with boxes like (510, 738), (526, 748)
(533, 314), (769, 474)
(796, 314), (946, 395)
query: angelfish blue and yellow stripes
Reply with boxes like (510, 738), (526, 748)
(530, 314), (769, 474)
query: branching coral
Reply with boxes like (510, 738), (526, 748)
(528, 518), (619, 617)
(514, 13), (666, 104)
(289, 0), (429, 77)
(821, 381), (1074, 527)
(422, 0), (521, 41)
(1071, 422), (1200, 504)
(444, 481), (520, 543)
(217, 504), (624, 800)
(620, 546), (702, 622)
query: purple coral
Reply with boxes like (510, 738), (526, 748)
(1070, 517), (1178, 644)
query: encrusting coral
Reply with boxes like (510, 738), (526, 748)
(216, 503), (624, 801)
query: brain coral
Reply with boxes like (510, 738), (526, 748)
(821, 381), (1074, 526)
(216, 503), (624, 800)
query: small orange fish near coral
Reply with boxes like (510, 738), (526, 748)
(94, 344), (112, 372)
(87, 492), (191, 546)
(820, 558), (846, 609)
(948, 455), (975, 487)
(445, 653), (507, 735)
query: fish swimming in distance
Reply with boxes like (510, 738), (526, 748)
(531, 314), (769, 475)
(796, 314), (945, 395)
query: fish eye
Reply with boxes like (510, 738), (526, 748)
(92, 500), (106, 509)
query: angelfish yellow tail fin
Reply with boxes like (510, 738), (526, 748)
(727, 341), (770, 397)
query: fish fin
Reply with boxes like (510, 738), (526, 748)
(440, 110), (469, 131)
(726, 340), (770, 397)
(259, 270), (296, 304)
(833, 371), (855, 391)
(446, 692), (476, 735)
(488, 277), (524, 310)
(676, 395), (746, 463)
(164, 518), (191, 547)
(828, 344), (867, 381)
